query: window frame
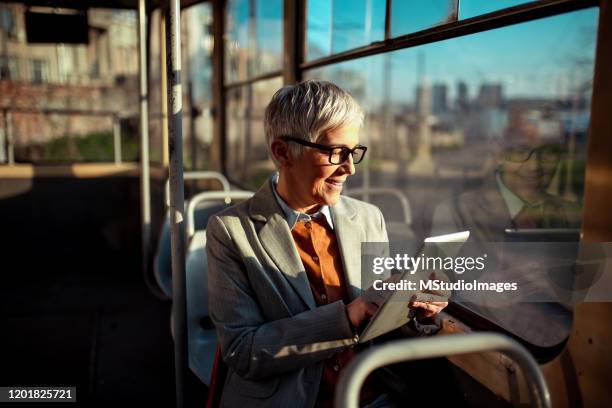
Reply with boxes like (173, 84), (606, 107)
(216, 0), (607, 356)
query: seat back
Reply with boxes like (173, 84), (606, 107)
(153, 202), (229, 298)
(183, 191), (254, 385)
(153, 172), (231, 299)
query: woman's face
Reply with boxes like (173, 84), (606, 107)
(283, 123), (360, 211)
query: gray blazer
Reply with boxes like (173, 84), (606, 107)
(206, 178), (389, 408)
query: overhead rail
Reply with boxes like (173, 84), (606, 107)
(335, 332), (551, 408)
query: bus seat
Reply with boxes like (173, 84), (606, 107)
(154, 172), (231, 299)
(153, 201), (230, 299)
(186, 229), (217, 385)
(180, 191), (254, 385)
(154, 212), (173, 298)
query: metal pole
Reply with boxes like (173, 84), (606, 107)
(212, 0), (226, 173)
(138, 0), (151, 309)
(113, 116), (122, 165)
(6, 110), (14, 165)
(161, 7), (170, 167)
(1, 110), (7, 164)
(335, 333), (551, 408)
(166, 0), (188, 406)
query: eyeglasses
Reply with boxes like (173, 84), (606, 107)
(503, 144), (563, 163)
(280, 136), (367, 165)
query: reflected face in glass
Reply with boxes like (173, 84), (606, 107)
(284, 123), (360, 211)
(501, 142), (562, 198)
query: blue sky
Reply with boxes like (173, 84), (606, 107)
(225, 1), (598, 104)
(306, 2), (598, 105)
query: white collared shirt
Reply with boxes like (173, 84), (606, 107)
(496, 171), (527, 219)
(270, 172), (334, 230)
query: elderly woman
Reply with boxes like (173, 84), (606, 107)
(206, 80), (447, 408)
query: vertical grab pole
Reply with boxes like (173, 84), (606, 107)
(160, 7), (170, 167)
(113, 116), (122, 165)
(6, 110), (14, 165)
(138, 0), (151, 293)
(166, 0), (188, 406)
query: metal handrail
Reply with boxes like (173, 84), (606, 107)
(345, 187), (412, 224)
(186, 190), (254, 238)
(335, 332), (551, 408)
(164, 171), (231, 207)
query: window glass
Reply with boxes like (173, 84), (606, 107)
(0, 4), (140, 163)
(226, 77), (283, 189)
(225, 0), (283, 83)
(306, 0), (385, 60)
(305, 7), (598, 347)
(0, 56), (20, 80)
(459, 0), (537, 20)
(182, 3), (214, 170)
(391, 0), (457, 37)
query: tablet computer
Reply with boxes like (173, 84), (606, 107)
(358, 231), (470, 343)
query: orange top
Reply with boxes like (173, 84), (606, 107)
(291, 216), (379, 408)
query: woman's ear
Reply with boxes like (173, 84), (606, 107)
(271, 139), (291, 167)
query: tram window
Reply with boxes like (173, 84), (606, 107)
(147, 4), (214, 168)
(1, 4), (139, 164)
(306, 0), (385, 60)
(183, 3), (214, 170)
(225, 0), (283, 83)
(0, 55), (20, 80)
(459, 0), (538, 20)
(226, 77), (282, 189)
(391, 0), (457, 37)
(305, 7), (598, 348)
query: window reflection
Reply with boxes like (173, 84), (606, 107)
(225, 0), (283, 82)
(226, 77), (283, 188)
(305, 7), (598, 346)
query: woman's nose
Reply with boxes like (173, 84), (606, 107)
(340, 153), (356, 175)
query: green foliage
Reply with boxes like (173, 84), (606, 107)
(34, 130), (139, 163)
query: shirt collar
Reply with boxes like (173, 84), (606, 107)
(270, 172), (334, 230)
(496, 170), (527, 219)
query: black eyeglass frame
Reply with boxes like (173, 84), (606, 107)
(502, 143), (564, 163)
(280, 136), (368, 165)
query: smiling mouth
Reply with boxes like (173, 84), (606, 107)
(325, 179), (345, 190)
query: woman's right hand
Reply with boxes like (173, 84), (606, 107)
(345, 296), (379, 329)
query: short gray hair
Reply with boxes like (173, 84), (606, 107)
(264, 80), (364, 167)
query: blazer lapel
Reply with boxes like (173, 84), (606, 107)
(332, 198), (363, 301)
(249, 179), (317, 310)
